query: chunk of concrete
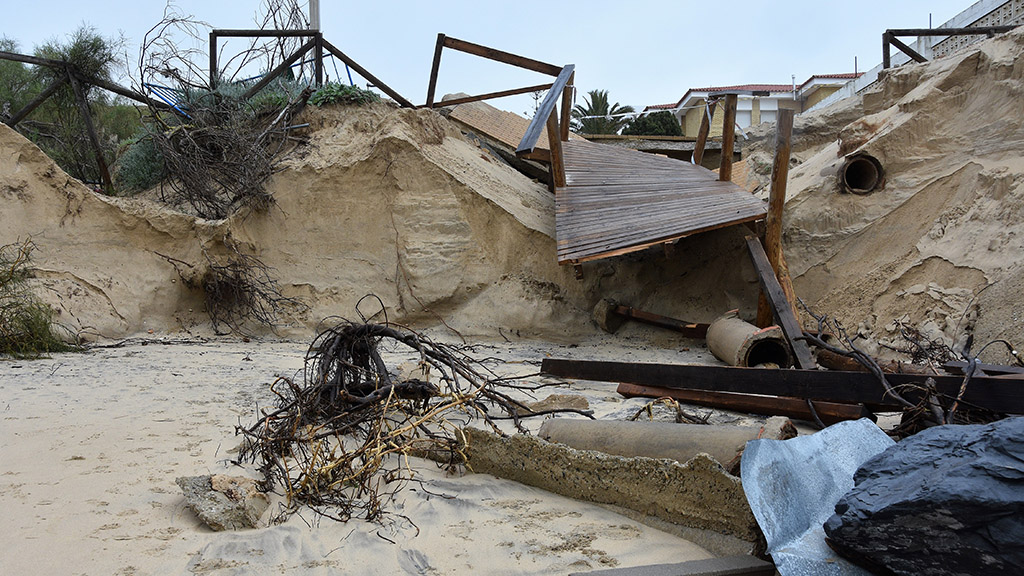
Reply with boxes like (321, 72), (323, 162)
(459, 426), (763, 556)
(539, 417), (795, 469)
(569, 555), (775, 576)
(176, 474), (269, 531)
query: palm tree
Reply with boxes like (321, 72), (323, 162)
(570, 89), (635, 134)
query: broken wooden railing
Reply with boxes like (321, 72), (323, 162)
(882, 26), (1017, 68)
(209, 29), (414, 107)
(423, 34), (574, 188)
(515, 64), (575, 188)
(0, 49), (177, 190)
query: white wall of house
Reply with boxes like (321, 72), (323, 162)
(809, 0), (1022, 112)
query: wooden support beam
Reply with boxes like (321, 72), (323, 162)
(211, 29), (322, 38)
(560, 73), (574, 142)
(887, 26), (1017, 37)
(888, 35), (927, 64)
(67, 70), (112, 190)
(541, 358), (1024, 414)
(617, 382), (873, 425)
(611, 306), (709, 339)
(5, 75), (67, 127)
(882, 32), (891, 69)
(440, 36), (562, 76)
(746, 236), (815, 369)
(209, 31), (218, 88)
(243, 39), (316, 100)
(430, 83), (553, 108)
(718, 94), (737, 181)
(756, 108), (798, 328)
(546, 108), (566, 188)
(691, 99), (715, 166)
(517, 65), (575, 154)
(321, 39), (415, 108)
(0, 50), (65, 68)
(314, 33), (324, 86)
(425, 33), (446, 107)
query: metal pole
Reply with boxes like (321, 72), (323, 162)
(310, 0), (321, 31)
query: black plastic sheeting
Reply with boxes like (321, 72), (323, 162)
(825, 416), (1024, 575)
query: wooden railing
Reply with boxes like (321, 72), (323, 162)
(882, 26), (1017, 68)
(423, 34), (574, 189)
(209, 29), (414, 107)
(515, 64), (575, 188)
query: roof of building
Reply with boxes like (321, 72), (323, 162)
(642, 103), (677, 112)
(665, 73), (863, 110)
(798, 72), (863, 90)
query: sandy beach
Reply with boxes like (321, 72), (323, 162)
(1, 333), (729, 575)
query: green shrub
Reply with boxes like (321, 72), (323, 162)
(0, 240), (75, 358)
(116, 129), (167, 194)
(310, 83), (379, 106)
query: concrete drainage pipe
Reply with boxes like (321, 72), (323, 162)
(706, 310), (794, 368)
(840, 153), (884, 195)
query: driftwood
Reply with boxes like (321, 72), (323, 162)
(238, 319), (590, 523)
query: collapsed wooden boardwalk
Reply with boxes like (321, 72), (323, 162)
(556, 139), (767, 264)
(425, 37), (767, 267)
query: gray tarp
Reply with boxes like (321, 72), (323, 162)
(740, 418), (894, 576)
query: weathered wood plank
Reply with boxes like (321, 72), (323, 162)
(541, 358), (1024, 414)
(746, 236), (815, 369)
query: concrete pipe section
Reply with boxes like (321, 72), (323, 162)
(840, 153), (884, 194)
(706, 310), (793, 368)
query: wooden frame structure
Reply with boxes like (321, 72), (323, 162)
(209, 29), (414, 107)
(882, 26), (1017, 68)
(0, 50), (175, 190)
(423, 34), (574, 178)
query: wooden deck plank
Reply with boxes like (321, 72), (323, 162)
(556, 140), (766, 263)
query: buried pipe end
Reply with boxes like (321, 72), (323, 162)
(707, 310), (795, 368)
(840, 153), (885, 195)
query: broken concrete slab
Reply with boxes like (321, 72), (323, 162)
(176, 474), (269, 531)
(569, 555), (775, 576)
(538, 417), (795, 469)
(459, 426), (763, 556)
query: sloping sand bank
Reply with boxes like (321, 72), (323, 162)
(743, 28), (1024, 360)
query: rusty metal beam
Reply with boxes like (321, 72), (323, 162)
(617, 382), (873, 425)
(612, 306), (709, 338)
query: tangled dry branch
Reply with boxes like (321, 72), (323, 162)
(800, 304), (1001, 437)
(237, 320), (591, 522)
(202, 239), (306, 336)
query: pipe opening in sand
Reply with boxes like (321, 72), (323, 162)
(745, 339), (792, 368)
(841, 154), (884, 194)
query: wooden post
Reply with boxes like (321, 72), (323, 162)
(746, 236), (815, 370)
(882, 32), (891, 69)
(314, 33), (324, 86)
(67, 71), (112, 191)
(546, 108), (566, 188)
(209, 31), (218, 88)
(718, 93), (737, 181)
(560, 72), (574, 141)
(756, 109), (799, 328)
(692, 98), (715, 166)
(5, 75), (68, 127)
(425, 33), (445, 107)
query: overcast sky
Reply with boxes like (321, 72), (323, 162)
(3, 0), (972, 113)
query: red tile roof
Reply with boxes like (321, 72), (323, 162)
(688, 83), (794, 93)
(642, 103), (677, 111)
(798, 72), (863, 90)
